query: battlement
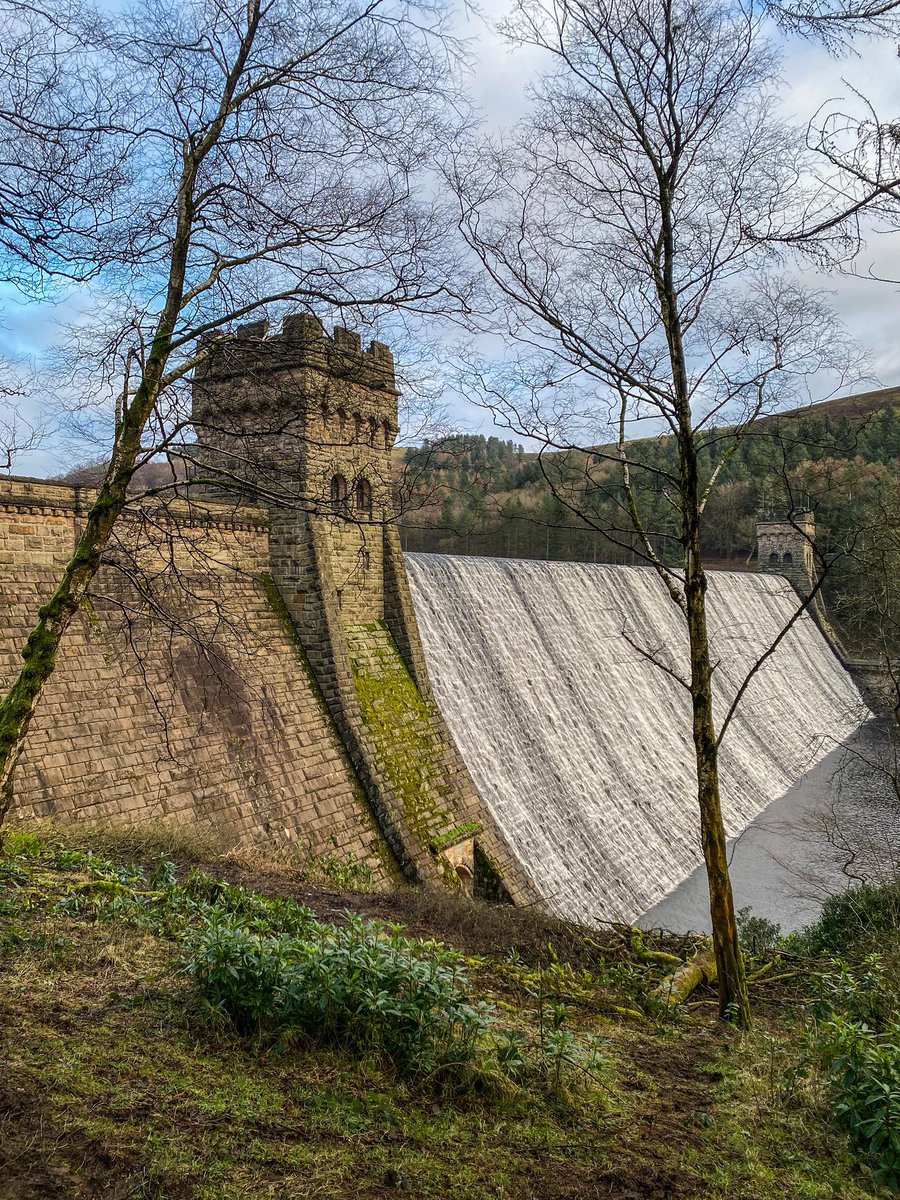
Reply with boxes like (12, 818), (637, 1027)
(195, 315), (398, 394)
(757, 509), (815, 532)
(0, 475), (267, 528)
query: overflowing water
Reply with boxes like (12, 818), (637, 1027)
(405, 555), (865, 926)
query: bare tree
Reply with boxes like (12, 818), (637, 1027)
(0, 0), (470, 816)
(771, 0), (900, 45)
(451, 0), (862, 1025)
(0, 1), (137, 286)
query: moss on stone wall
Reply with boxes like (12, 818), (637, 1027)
(429, 822), (482, 854)
(346, 621), (457, 851)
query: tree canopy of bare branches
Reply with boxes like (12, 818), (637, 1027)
(0, 0), (470, 823)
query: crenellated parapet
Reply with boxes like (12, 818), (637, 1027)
(197, 314), (396, 382)
(194, 314), (398, 429)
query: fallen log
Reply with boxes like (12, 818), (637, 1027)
(651, 945), (717, 1008)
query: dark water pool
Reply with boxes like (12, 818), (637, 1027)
(640, 719), (899, 935)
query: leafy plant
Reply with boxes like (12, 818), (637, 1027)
(181, 912), (493, 1084)
(816, 1014), (900, 1190)
(814, 955), (897, 1030)
(0, 858), (29, 886)
(736, 907), (782, 957)
(150, 857), (178, 890)
(52, 848), (91, 870)
(3, 830), (42, 859)
(536, 998), (594, 1091)
(812, 954), (900, 1189)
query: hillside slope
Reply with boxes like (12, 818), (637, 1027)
(0, 821), (884, 1200)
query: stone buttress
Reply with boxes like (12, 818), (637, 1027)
(192, 315), (537, 902)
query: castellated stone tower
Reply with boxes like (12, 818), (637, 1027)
(192, 315), (536, 904)
(756, 510), (816, 596)
(192, 313), (398, 626)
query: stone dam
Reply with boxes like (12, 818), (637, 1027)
(0, 317), (873, 930)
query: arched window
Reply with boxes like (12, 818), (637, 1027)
(782, 551), (793, 565)
(330, 474), (348, 511)
(354, 477), (373, 515)
(768, 551), (779, 564)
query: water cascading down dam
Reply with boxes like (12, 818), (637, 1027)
(405, 555), (864, 926)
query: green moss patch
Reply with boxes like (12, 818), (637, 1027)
(430, 822), (482, 853)
(346, 621), (457, 846)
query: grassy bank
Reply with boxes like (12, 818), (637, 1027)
(0, 821), (887, 1200)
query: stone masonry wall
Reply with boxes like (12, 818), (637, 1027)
(194, 318), (540, 904)
(0, 478), (398, 885)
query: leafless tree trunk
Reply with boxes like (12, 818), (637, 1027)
(451, 0), (863, 1026)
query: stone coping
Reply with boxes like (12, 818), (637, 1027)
(0, 476), (268, 529)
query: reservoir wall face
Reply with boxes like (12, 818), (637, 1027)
(0, 320), (870, 924)
(405, 554), (864, 924)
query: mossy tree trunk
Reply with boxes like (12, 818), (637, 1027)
(659, 181), (751, 1029)
(683, 540), (750, 1026)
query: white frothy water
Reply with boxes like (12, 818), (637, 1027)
(404, 555), (864, 925)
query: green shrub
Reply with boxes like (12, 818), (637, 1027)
(799, 881), (900, 956)
(181, 913), (493, 1082)
(150, 857), (178, 890)
(0, 859), (30, 886)
(52, 848), (91, 871)
(814, 955), (898, 1031)
(301, 852), (375, 892)
(736, 906), (781, 957)
(813, 954), (900, 1189)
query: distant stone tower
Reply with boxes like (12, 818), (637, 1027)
(756, 510), (816, 596)
(192, 315), (537, 904)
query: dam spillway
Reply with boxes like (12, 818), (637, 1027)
(404, 555), (864, 925)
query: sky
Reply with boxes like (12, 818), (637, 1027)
(2, 0), (899, 473)
(461, 0), (900, 408)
